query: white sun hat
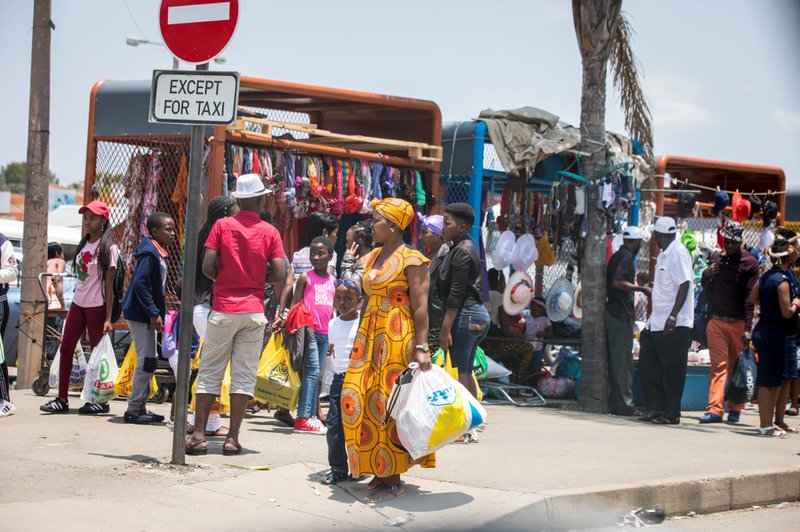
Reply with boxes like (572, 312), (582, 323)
(502, 270), (534, 316)
(231, 173), (270, 199)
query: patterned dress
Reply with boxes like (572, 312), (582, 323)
(342, 246), (436, 477)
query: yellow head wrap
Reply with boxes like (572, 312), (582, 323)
(371, 198), (414, 230)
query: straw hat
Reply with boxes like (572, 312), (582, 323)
(502, 270), (534, 316)
(544, 278), (575, 323)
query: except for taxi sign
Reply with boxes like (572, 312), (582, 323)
(149, 70), (239, 125)
(159, 0), (239, 64)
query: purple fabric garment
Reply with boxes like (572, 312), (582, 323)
(417, 212), (444, 236)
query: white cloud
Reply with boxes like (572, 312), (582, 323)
(772, 109), (800, 132)
(643, 72), (714, 127)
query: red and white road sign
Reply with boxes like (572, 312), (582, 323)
(159, 0), (239, 65)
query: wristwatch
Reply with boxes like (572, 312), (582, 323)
(415, 343), (430, 353)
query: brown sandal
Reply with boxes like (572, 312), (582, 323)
(222, 437), (242, 456)
(185, 438), (208, 456)
(364, 482), (405, 503)
(774, 421), (799, 433)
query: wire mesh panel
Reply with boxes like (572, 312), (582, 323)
(90, 136), (195, 307)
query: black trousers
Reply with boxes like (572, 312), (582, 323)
(639, 327), (691, 420)
(0, 300), (11, 402)
(326, 373), (348, 474)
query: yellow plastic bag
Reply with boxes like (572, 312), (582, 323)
(473, 372), (484, 402)
(189, 339), (230, 416)
(254, 332), (300, 410)
(431, 349), (459, 380)
(114, 342), (158, 399)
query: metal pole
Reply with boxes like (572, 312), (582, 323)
(171, 62), (209, 465)
(16, 0), (52, 389)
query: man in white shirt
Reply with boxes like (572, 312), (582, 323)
(638, 217), (694, 425)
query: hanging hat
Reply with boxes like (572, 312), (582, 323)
(232, 173), (270, 199)
(721, 221), (744, 243)
(712, 189), (729, 216)
(731, 191), (750, 222)
(676, 183), (696, 219)
(747, 193), (762, 219)
(502, 270), (534, 316)
(573, 282), (583, 320)
(510, 233), (538, 271)
(681, 227), (697, 253)
(762, 193), (779, 227)
(492, 230), (516, 270)
(544, 278), (575, 323)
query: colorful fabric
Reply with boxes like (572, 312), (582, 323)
(371, 198), (414, 230)
(342, 246), (434, 478)
(417, 212), (444, 236)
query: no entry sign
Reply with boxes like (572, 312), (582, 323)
(159, 0), (239, 64)
(149, 70), (240, 125)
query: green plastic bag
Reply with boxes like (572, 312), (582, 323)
(473, 346), (488, 379)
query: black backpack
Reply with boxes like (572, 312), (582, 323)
(110, 256), (125, 322)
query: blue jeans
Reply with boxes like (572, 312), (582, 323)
(450, 304), (490, 372)
(297, 331), (328, 419)
(326, 372), (347, 473)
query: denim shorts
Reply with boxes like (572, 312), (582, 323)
(449, 304), (490, 371)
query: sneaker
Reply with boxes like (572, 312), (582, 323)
(698, 412), (723, 424)
(40, 397), (69, 413)
(123, 411), (155, 424)
(146, 411), (166, 423)
(727, 411), (741, 423)
(0, 401), (15, 417)
(294, 416), (327, 435)
(78, 402), (110, 414)
(274, 409), (295, 427)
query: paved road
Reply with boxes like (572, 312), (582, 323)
(590, 502), (800, 530)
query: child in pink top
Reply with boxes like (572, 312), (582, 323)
(291, 236), (335, 434)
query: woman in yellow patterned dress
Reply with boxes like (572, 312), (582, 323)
(341, 198), (434, 503)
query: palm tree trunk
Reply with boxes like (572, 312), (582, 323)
(572, 0), (622, 412)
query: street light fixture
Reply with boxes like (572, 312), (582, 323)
(125, 37), (227, 68)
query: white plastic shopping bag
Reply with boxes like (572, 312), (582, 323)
(81, 335), (118, 404)
(49, 344), (86, 389)
(49, 350), (61, 388)
(389, 364), (487, 459)
(319, 355), (335, 398)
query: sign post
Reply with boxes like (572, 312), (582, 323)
(154, 0), (239, 466)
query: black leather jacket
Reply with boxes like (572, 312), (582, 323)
(437, 234), (484, 312)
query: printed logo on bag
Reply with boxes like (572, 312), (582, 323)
(426, 385), (456, 407)
(99, 358), (109, 381)
(269, 361), (289, 384)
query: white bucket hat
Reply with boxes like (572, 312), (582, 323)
(232, 173), (270, 199)
(502, 270), (534, 316)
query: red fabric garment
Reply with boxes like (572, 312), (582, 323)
(285, 301), (314, 333)
(731, 191), (750, 222)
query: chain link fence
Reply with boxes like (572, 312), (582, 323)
(90, 136), (196, 308)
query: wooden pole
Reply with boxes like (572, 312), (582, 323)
(16, 0), (53, 390)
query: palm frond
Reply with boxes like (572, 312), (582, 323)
(609, 12), (654, 166)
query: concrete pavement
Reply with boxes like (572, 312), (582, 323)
(1, 391), (799, 530)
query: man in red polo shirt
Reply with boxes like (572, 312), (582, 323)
(187, 174), (286, 456)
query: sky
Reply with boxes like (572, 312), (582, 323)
(1, 0), (798, 192)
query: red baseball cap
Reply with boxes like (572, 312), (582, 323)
(78, 200), (110, 220)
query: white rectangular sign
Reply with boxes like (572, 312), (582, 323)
(149, 70), (239, 125)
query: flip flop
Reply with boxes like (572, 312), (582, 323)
(757, 427), (788, 439)
(364, 482), (405, 504)
(222, 438), (242, 456)
(774, 421), (799, 433)
(185, 438), (208, 455)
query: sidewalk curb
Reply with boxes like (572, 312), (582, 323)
(475, 467), (800, 530)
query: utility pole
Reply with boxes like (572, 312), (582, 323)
(16, 0), (53, 389)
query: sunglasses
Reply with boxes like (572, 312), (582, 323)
(334, 278), (361, 296)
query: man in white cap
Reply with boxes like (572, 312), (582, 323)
(638, 217), (694, 425)
(187, 174), (287, 456)
(606, 226), (650, 416)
